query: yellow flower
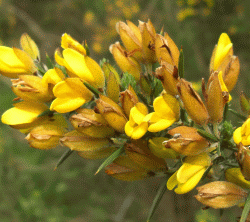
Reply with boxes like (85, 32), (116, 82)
(225, 168), (250, 190)
(1, 101), (48, 129)
(167, 152), (211, 194)
(148, 93), (180, 132)
(61, 33), (86, 55)
(125, 103), (149, 139)
(50, 78), (93, 113)
(55, 48), (104, 88)
(0, 46), (36, 78)
(213, 33), (233, 70)
(233, 118), (250, 146)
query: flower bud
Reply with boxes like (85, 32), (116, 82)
(240, 92), (250, 114)
(116, 21), (142, 61)
(177, 79), (209, 125)
(167, 152), (211, 194)
(105, 155), (153, 181)
(225, 168), (250, 190)
(148, 137), (179, 159)
(11, 75), (53, 102)
(109, 42), (141, 81)
(155, 33), (179, 66)
(60, 130), (110, 152)
(195, 181), (247, 209)
(125, 140), (167, 172)
(233, 118), (250, 146)
(120, 85), (139, 118)
(25, 122), (66, 150)
(154, 62), (179, 96)
(70, 108), (115, 138)
(101, 62), (120, 83)
(96, 95), (127, 133)
(165, 126), (209, 156)
(138, 19), (157, 63)
(203, 71), (231, 123)
(235, 143), (250, 181)
(106, 71), (120, 103)
(0, 46), (36, 78)
(20, 33), (40, 61)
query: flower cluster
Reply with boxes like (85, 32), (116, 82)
(1, 19), (250, 221)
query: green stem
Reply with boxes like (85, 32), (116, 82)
(203, 124), (212, 134)
(213, 123), (220, 139)
(223, 103), (228, 122)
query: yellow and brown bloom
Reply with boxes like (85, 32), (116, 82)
(11, 75), (53, 102)
(165, 126), (209, 156)
(177, 79), (209, 125)
(109, 42), (141, 81)
(235, 143), (250, 181)
(154, 62), (179, 96)
(70, 108), (115, 138)
(195, 181), (247, 209)
(203, 71), (231, 123)
(96, 95), (127, 133)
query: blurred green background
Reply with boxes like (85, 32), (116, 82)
(0, 0), (249, 221)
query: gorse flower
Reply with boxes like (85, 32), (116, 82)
(0, 20), (247, 221)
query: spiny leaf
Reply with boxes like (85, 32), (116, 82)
(37, 109), (54, 118)
(54, 149), (74, 171)
(240, 192), (250, 222)
(147, 177), (168, 222)
(197, 129), (219, 142)
(229, 109), (247, 121)
(95, 146), (125, 175)
(46, 53), (54, 69)
(83, 82), (101, 98)
(178, 48), (184, 78)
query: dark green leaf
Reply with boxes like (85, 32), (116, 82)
(46, 53), (54, 69)
(240, 192), (250, 222)
(37, 109), (54, 118)
(95, 146), (125, 175)
(229, 109), (247, 121)
(178, 48), (184, 78)
(147, 177), (168, 222)
(54, 149), (74, 171)
(83, 82), (101, 98)
(197, 129), (219, 142)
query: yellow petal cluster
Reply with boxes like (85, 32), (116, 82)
(233, 118), (250, 146)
